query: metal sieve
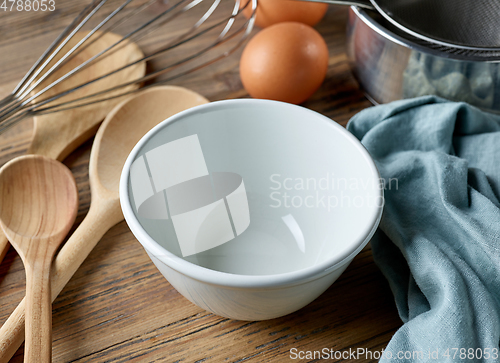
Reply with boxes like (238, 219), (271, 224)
(308, 0), (500, 51)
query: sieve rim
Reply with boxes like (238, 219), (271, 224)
(371, 0), (500, 52)
(353, 6), (500, 62)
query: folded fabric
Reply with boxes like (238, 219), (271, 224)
(347, 96), (500, 362)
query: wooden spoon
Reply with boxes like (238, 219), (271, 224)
(0, 86), (208, 361)
(0, 155), (78, 363)
(0, 30), (145, 264)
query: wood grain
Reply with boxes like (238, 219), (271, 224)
(0, 155), (79, 362)
(0, 2), (402, 362)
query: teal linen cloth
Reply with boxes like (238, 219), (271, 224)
(347, 96), (500, 362)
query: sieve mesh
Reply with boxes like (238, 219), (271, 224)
(374, 0), (500, 50)
(365, 8), (500, 60)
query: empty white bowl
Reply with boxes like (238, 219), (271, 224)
(120, 99), (383, 321)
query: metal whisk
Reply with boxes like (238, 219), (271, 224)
(0, 0), (256, 133)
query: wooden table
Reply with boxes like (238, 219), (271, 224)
(0, 2), (402, 362)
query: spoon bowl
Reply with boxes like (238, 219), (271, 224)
(0, 156), (78, 240)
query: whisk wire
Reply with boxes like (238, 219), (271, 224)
(0, 0), (111, 121)
(18, 0), (140, 102)
(0, 0), (107, 118)
(10, 0), (104, 96)
(16, 10), (253, 122)
(60, 0), (158, 65)
(15, 0), (195, 110)
(0, 0), (257, 133)
(15, 0), (110, 99)
(22, 0), (249, 115)
(16, 0), (218, 114)
(0, 0), (190, 120)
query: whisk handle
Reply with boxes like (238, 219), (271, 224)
(299, 0), (374, 9)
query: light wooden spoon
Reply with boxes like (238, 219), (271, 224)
(0, 155), (78, 363)
(0, 30), (145, 264)
(0, 86), (208, 361)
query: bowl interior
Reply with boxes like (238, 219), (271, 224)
(124, 100), (382, 276)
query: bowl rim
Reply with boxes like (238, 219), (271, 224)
(119, 98), (384, 288)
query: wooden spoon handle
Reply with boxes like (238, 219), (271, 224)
(0, 199), (123, 361)
(0, 233), (8, 264)
(24, 263), (52, 363)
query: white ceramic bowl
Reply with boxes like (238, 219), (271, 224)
(120, 99), (383, 321)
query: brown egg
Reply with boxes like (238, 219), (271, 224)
(241, 0), (328, 28)
(239, 22), (329, 105)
